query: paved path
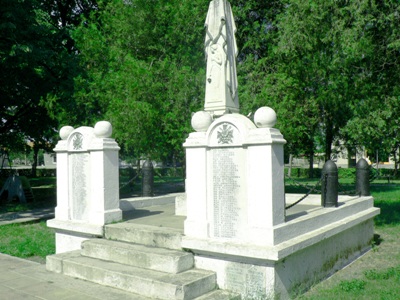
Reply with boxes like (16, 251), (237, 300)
(0, 253), (139, 299)
(0, 203), (184, 300)
(0, 207), (55, 226)
(0, 206), (139, 299)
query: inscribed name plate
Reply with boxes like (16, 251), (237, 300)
(208, 122), (247, 239)
(67, 132), (91, 221)
(69, 152), (90, 220)
(225, 264), (266, 297)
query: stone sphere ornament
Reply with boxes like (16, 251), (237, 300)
(191, 111), (213, 132)
(254, 106), (277, 128)
(59, 126), (74, 140)
(94, 121), (113, 138)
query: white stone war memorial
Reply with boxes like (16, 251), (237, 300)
(46, 0), (380, 299)
(47, 121), (122, 253)
(182, 0), (380, 298)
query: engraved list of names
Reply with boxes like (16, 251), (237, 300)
(70, 152), (90, 220)
(212, 148), (241, 238)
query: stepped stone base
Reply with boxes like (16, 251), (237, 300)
(47, 218), (239, 300)
(196, 290), (241, 300)
(81, 239), (194, 273)
(49, 254), (216, 300)
(105, 222), (183, 250)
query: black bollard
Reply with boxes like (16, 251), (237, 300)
(142, 160), (154, 197)
(321, 160), (338, 207)
(356, 158), (370, 196)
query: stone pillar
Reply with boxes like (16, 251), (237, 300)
(142, 160), (154, 197)
(53, 126), (73, 221)
(356, 158), (370, 196)
(47, 121), (122, 253)
(182, 107), (286, 249)
(183, 111), (212, 238)
(321, 160), (339, 207)
(204, 0), (239, 116)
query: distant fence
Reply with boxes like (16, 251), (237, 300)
(0, 168), (56, 178)
(285, 166), (398, 180)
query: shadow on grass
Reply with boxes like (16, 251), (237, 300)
(0, 186), (56, 214)
(370, 184), (400, 226)
(373, 200), (400, 226)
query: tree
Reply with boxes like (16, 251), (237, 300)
(238, 0), (394, 176)
(0, 0), (93, 174)
(38, 0), (101, 126)
(231, 0), (284, 115)
(73, 0), (206, 162)
(53, 0), (400, 175)
(343, 0), (400, 171)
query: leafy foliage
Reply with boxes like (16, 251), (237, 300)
(0, 0), (88, 173)
(73, 0), (206, 161)
(2, 0), (400, 168)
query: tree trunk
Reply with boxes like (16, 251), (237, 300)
(325, 119), (334, 162)
(392, 149), (398, 175)
(31, 146), (39, 177)
(136, 159), (141, 178)
(172, 154), (177, 177)
(288, 154), (293, 177)
(308, 151), (314, 178)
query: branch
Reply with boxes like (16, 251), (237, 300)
(0, 100), (34, 135)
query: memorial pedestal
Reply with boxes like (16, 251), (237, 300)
(47, 122), (122, 253)
(184, 113), (286, 245)
(182, 111), (380, 298)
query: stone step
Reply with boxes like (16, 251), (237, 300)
(47, 252), (216, 300)
(81, 239), (194, 274)
(105, 222), (183, 250)
(46, 251), (155, 300)
(47, 249), (81, 274)
(195, 290), (241, 299)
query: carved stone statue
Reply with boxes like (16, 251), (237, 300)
(204, 0), (239, 116)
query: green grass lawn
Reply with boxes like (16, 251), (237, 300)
(284, 176), (400, 298)
(0, 221), (55, 263)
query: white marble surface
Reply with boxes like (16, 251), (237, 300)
(48, 121), (122, 253)
(184, 113), (286, 245)
(204, 0), (239, 116)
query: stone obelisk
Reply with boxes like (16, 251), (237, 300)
(204, 0), (239, 117)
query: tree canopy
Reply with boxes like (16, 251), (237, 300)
(0, 0), (96, 173)
(2, 0), (400, 169)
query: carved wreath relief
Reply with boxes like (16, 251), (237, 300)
(217, 123), (234, 144)
(72, 133), (83, 150)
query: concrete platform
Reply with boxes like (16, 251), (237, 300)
(123, 202), (185, 230)
(121, 197), (319, 230)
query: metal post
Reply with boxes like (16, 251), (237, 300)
(356, 158), (370, 196)
(142, 160), (154, 197)
(321, 160), (338, 207)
